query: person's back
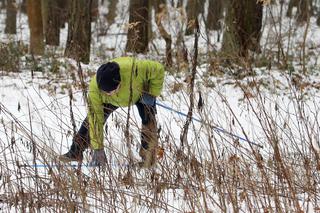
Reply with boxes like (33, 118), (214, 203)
(88, 57), (164, 107)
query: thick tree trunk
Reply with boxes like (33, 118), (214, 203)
(64, 0), (92, 64)
(207, 0), (224, 31)
(27, 0), (44, 55)
(41, 0), (60, 46)
(57, 0), (69, 28)
(126, 0), (150, 53)
(5, 0), (17, 34)
(222, 0), (263, 59)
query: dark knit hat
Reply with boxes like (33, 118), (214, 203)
(96, 62), (121, 92)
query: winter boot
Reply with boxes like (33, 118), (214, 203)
(139, 120), (158, 168)
(59, 134), (89, 162)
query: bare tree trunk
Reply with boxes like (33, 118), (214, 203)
(64, 0), (92, 64)
(286, 0), (298, 17)
(154, 0), (173, 66)
(185, 0), (196, 35)
(27, 0), (44, 55)
(106, 0), (118, 25)
(296, 0), (311, 24)
(207, 0), (224, 31)
(57, 0), (69, 28)
(287, 0), (312, 23)
(0, 0), (6, 9)
(185, 0), (204, 35)
(91, 0), (98, 22)
(42, 0), (60, 45)
(222, 0), (263, 59)
(317, 15), (320, 26)
(5, 0), (17, 34)
(175, 0), (188, 72)
(20, 0), (27, 14)
(126, 0), (150, 53)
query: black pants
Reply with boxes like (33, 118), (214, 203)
(74, 101), (156, 151)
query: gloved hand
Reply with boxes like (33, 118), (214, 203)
(140, 93), (156, 106)
(89, 149), (107, 167)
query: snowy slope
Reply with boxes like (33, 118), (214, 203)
(1, 0), (320, 212)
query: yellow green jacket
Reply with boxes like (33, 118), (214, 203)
(88, 57), (165, 150)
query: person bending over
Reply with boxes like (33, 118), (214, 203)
(59, 57), (165, 168)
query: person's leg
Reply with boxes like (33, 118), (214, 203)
(59, 104), (118, 162)
(102, 104), (118, 134)
(59, 118), (90, 162)
(135, 101), (158, 168)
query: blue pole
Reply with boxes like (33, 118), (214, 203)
(156, 102), (263, 148)
(20, 162), (127, 168)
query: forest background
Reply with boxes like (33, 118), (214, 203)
(1, 0), (320, 212)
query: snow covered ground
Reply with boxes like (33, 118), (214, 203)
(1, 0), (320, 212)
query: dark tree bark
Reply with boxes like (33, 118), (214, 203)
(296, 0), (311, 24)
(0, 0), (6, 9)
(185, 0), (205, 35)
(20, 0), (27, 14)
(222, 0), (263, 59)
(65, 0), (92, 64)
(126, 0), (150, 53)
(287, 0), (312, 23)
(286, 0), (298, 18)
(27, 0), (44, 55)
(5, 0), (17, 34)
(174, 0), (189, 71)
(42, 0), (60, 45)
(91, 0), (98, 22)
(207, 0), (224, 31)
(154, 0), (173, 66)
(57, 0), (69, 28)
(106, 0), (118, 25)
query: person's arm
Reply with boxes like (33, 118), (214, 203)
(87, 76), (105, 150)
